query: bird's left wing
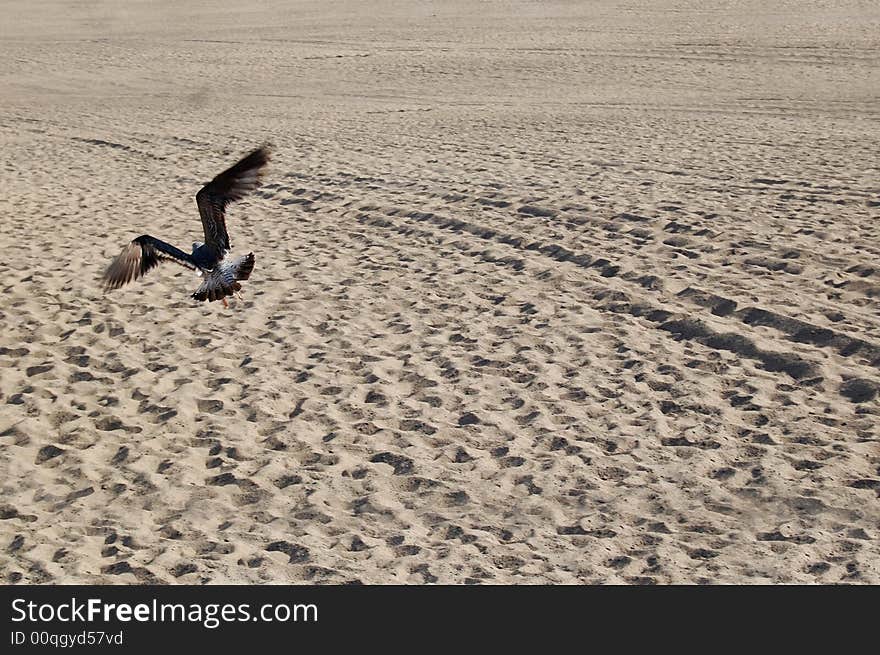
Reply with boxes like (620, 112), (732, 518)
(102, 235), (197, 290)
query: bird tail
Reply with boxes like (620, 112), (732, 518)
(192, 253), (255, 303)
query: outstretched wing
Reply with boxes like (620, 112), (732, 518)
(195, 146), (271, 253)
(102, 235), (198, 290)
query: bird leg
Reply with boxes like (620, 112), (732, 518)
(222, 297), (229, 309)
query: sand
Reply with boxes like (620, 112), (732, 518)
(0, 0), (878, 584)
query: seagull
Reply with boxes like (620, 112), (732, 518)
(102, 145), (271, 308)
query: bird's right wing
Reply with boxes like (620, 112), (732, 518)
(102, 235), (197, 290)
(195, 146), (271, 253)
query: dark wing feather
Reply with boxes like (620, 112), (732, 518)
(102, 235), (197, 290)
(195, 146), (271, 252)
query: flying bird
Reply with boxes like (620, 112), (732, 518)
(102, 145), (271, 307)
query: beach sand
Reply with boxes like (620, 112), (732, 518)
(1, 0), (878, 584)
